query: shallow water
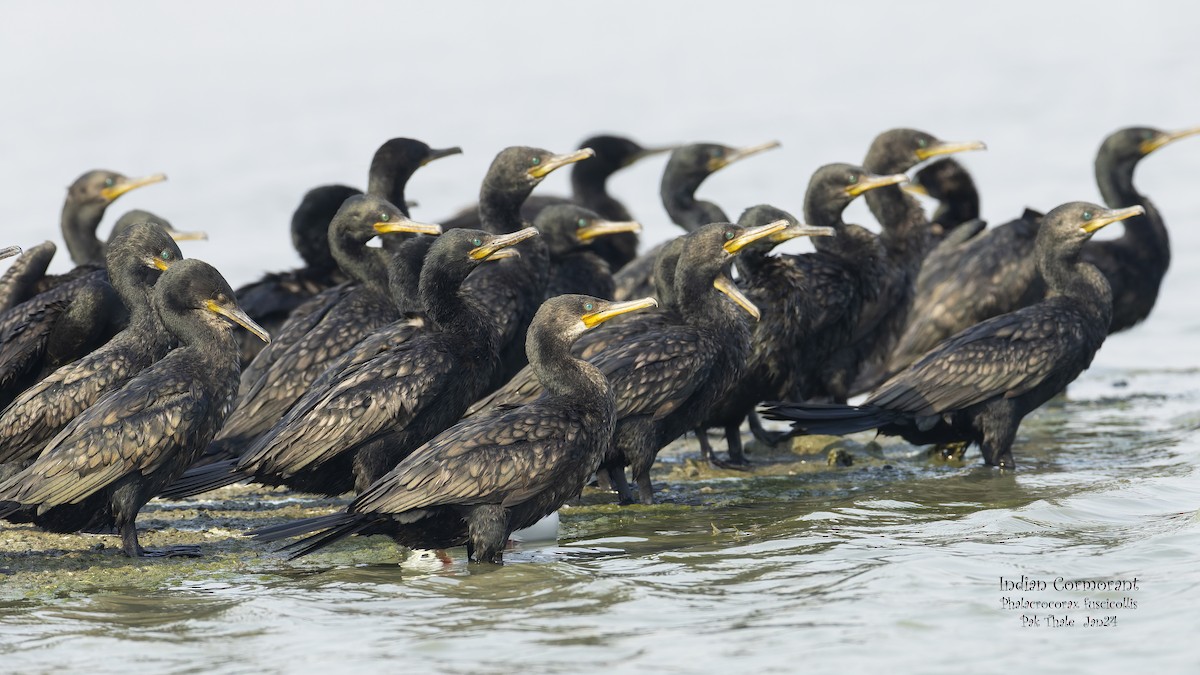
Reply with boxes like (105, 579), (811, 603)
(3, 2), (1200, 672)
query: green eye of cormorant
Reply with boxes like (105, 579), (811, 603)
(725, 231), (735, 240)
(577, 218), (587, 229)
(473, 238), (482, 247)
(712, 149), (724, 158)
(1082, 211), (1093, 220)
(160, 249), (173, 260)
(530, 157), (541, 166)
(917, 138), (928, 149)
(380, 213), (390, 222)
(848, 174), (859, 185)
(104, 177), (114, 187)
(584, 302), (594, 311)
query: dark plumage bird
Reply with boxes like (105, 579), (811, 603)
(0, 211), (198, 408)
(0, 224), (184, 479)
(905, 157), (982, 240)
(694, 170), (903, 465)
(829, 129), (985, 400)
(234, 139), (461, 364)
(200, 197), (441, 464)
(163, 228), (538, 499)
(444, 135), (670, 270)
(536, 204), (641, 299)
(474, 220), (793, 504)
(885, 125), (1196, 378)
(613, 141), (780, 301)
(765, 202), (1143, 469)
(0, 259), (268, 557)
(249, 294), (657, 563)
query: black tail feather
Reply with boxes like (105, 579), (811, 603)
(157, 459), (248, 500)
(282, 515), (376, 560)
(248, 512), (360, 543)
(761, 401), (904, 437)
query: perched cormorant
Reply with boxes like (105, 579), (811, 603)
(234, 139), (461, 364)
(765, 202), (1143, 469)
(201, 197), (441, 464)
(474, 220), (800, 504)
(0, 170), (169, 311)
(444, 135), (670, 270)
(905, 157), (982, 240)
(0, 224), (184, 478)
(884, 125), (1197, 379)
(612, 141), (780, 301)
(162, 228), (539, 499)
(0, 259), (268, 557)
(0, 211), (199, 408)
(249, 294), (657, 563)
(694, 173), (901, 465)
(828, 129), (985, 400)
(536, 204), (641, 299)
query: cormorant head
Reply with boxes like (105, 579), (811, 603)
(0, 245), (21, 261)
(1100, 126), (1200, 170)
(154, 258), (270, 344)
(546, 294), (659, 340)
(422, 227), (540, 279)
(866, 129), (986, 174)
(662, 141), (780, 195)
(109, 210), (207, 246)
(290, 185), (362, 270)
(677, 221), (791, 321)
(329, 194), (443, 247)
(575, 135), (674, 178)
(1039, 201), (1145, 259)
(368, 138), (463, 206)
(63, 170), (167, 239)
(105, 222), (184, 308)
(805, 163), (908, 225)
(534, 204), (642, 257)
(478, 147), (595, 216)
(735, 205), (834, 252)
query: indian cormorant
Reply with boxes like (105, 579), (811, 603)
(536, 204), (641, 299)
(612, 141), (780, 301)
(444, 134), (670, 270)
(162, 228), (538, 499)
(0, 258), (268, 557)
(0, 224), (184, 479)
(249, 294), (657, 563)
(765, 202), (1143, 469)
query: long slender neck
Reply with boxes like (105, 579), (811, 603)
(479, 183), (532, 235)
(528, 324), (609, 403)
(61, 200), (107, 266)
(108, 265), (160, 332)
(331, 232), (390, 295)
(661, 175), (726, 231)
(419, 258), (489, 339)
(367, 172), (415, 218)
(572, 170), (631, 221)
(863, 152), (928, 264)
(1095, 155), (1167, 263)
(1041, 249), (1113, 325)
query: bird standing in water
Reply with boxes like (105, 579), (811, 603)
(766, 202), (1143, 470)
(250, 294), (657, 563)
(0, 259), (269, 557)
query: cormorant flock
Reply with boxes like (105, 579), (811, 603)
(0, 125), (1194, 562)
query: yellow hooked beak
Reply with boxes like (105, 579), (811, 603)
(915, 140), (987, 162)
(100, 173), (167, 202)
(577, 219), (642, 243)
(581, 297), (659, 329)
(708, 141), (781, 172)
(529, 148), (596, 179)
(0, 245), (21, 260)
(421, 146), (464, 166)
(713, 275), (759, 321)
(769, 223), (836, 243)
(723, 219), (788, 254)
(1082, 205), (1145, 234)
(206, 299), (271, 343)
(147, 256), (174, 271)
(469, 226), (539, 261)
(846, 172), (909, 198)
(1140, 126), (1200, 155)
(373, 217), (443, 236)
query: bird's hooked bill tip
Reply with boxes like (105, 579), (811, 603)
(421, 147), (464, 165)
(1082, 205), (1144, 234)
(206, 300), (271, 343)
(1142, 126), (1200, 154)
(724, 219), (788, 253)
(581, 296), (659, 328)
(915, 140), (987, 161)
(528, 148), (595, 178)
(577, 220), (642, 242)
(101, 173), (168, 201)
